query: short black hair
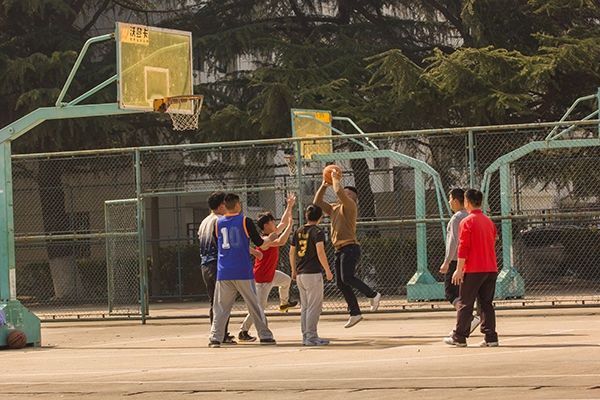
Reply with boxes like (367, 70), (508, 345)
(344, 186), (357, 194)
(257, 212), (275, 230)
(305, 204), (322, 222)
(224, 193), (240, 210)
(448, 188), (465, 204)
(207, 191), (225, 211)
(464, 189), (483, 207)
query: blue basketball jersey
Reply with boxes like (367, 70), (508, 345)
(216, 213), (253, 280)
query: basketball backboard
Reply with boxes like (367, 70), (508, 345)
(116, 22), (193, 113)
(291, 109), (333, 159)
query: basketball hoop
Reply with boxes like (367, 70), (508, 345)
(283, 153), (297, 176)
(153, 95), (203, 131)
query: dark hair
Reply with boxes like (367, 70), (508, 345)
(257, 212), (275, 230)
(464, 189), (483, 207)
(207, 191), (226, 211)
(448, 188), (465, 204)
(344, 186), (358, 194)
(305, 204), (323, 222)
(224, 193), (240, 210)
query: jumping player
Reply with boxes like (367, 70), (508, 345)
(238, 193), (298, 342)
(208, 193), (276, 348)
(314, 168), (381, 328)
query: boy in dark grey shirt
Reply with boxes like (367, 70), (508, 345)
(439, 188), (480, 333)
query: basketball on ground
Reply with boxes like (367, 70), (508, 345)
(323, 164), (342, 184)
(7, 330), (27, 349)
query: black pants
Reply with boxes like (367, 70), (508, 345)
(444, 261), (460, 305)
(335, 244), (377, 316)
(454, 272), (498, 343)
(201, 261), (230, 339)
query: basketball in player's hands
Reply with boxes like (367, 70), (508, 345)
(323, 165), (342, 185)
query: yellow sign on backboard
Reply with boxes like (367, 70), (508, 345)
(291, 109), (333, 159)
(116, 22), (193, 113)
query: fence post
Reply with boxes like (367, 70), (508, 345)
(597, 87), (600, 138)
(294, 140), (304, 226)
(134, 150), (148, 323)
(468, 130), (476, 188)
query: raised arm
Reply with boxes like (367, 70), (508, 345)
(270, 217), (294, 247)
(276, 193), (296, 233)
(331, 169), (354, 209)
(313, 182), (334, 216)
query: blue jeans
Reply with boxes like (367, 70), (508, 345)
(334, 244), (377, 316)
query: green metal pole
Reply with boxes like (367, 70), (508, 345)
(0, 142), (15, 301)
(56, 33), (114, 106)
(499, 164), (513, 272)
(0, 141), (41, 345)
(415, 170), (427, 273)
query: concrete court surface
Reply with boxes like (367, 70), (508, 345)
(2, 308), (600, 400)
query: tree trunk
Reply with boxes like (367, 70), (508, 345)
(39, 161), (78, 300)
(348, 141), (379, 237)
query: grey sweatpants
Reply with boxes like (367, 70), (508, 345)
(240, 270), (291, 332)
(209, 279), (274, 343)
(296, 273), (324, 341)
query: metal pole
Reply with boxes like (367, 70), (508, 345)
(597, 87), (600, 138)
(0, 142), (16, 301)
(468, 130), (476, 188)
(134, 150), (148, 324)
(294, 141), (304, 226)
(499, 164), (513, 272)
(414, 170), (427, 273)
(56, 33), (114, 106)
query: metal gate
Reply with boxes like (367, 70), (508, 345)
(104, 199), (147, 320)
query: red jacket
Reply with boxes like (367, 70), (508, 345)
(457, 209), (498, 273)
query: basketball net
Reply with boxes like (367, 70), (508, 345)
(283, 154), (298, 195)
(154, 95), (203, 131)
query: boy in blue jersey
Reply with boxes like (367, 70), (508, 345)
(209, 193), (277, 348)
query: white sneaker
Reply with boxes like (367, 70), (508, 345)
(443, 336), (467, 347)
(470, 315), (481, 334)
(369, 292), (382, 312)
(479, 340), (499, 347)
(344, 315), (363, 328)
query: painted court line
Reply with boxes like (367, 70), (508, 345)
(1, 373), (600, 386)
(1, 344), (595, 379)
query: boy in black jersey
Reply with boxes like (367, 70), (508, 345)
(289, 204), (333, 346)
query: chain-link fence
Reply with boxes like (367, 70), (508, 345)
(11, 119), (600, 320)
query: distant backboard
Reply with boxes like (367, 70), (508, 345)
(116, 22), (193, 113)
(291, 109), (333, 159)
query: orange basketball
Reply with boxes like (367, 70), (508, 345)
(323, 164), (342, 184)
(7, 330), (27, 349)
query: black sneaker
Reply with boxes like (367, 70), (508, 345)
(259, 338), (277, 345)
(238, 330), (257, 342)
(279, 300), (298, 312)
(208, 340), (221, 348)
(223, 334), (237, 345)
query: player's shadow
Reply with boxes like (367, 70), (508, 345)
(493, 343), (600, 348)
